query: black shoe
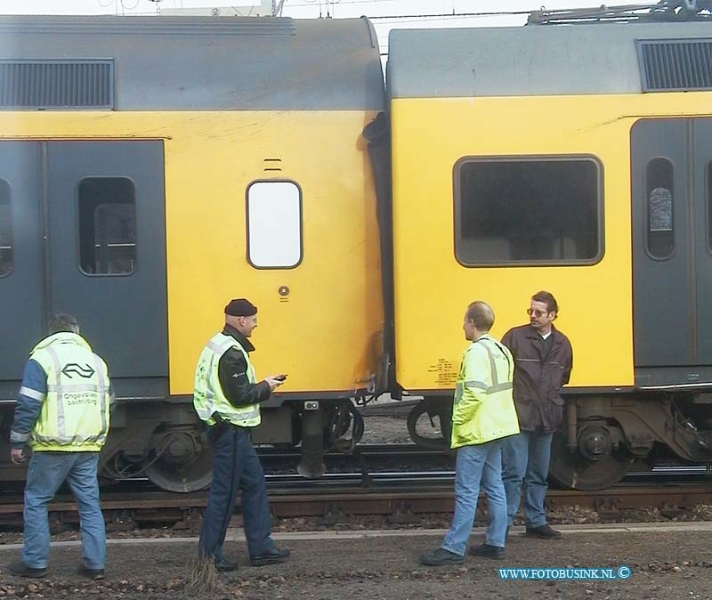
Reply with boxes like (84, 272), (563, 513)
(419, 548), (464, 566)
(250, 547), (290, 567)
(468, 543), (505, 560)
(525, 524), (562, 539)
(214, 558), (239, 573)
(78, 565), (105, 580)
(9, 561), (47, 578)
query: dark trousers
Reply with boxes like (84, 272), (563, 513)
(198, 426), (274, 561)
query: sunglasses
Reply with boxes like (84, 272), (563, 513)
(526, 308), (549, 317)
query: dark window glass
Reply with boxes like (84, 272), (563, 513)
(0, 179), (11, 277)
(79, 177), (137, 275)
(455, 158), (601, 265)
(646, 158), (674, 260)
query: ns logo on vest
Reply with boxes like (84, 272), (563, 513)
(61, 363), (96, 379)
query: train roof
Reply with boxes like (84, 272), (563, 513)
(0, 16), (385, 111)
(387, 22), (712, 98)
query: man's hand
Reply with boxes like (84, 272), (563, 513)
(10, 448), (26, 464)
(264, 375), (286, 391)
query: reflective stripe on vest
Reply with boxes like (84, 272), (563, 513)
(193, 332), (261, 428)
(30, 334), (111, 451)
(454, 337), (513, 404)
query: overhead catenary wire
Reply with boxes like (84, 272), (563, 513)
(287, 0), (393, 4)
(95, 0), (539, 22)
(281, 2), (533, 18)
(370, 9), (532, 20)
(280, 0), (537, 19)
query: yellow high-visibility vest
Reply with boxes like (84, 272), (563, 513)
(30, 332), (111, 452)
(451, 334), (520, 449)
(193, 332), (261, 428)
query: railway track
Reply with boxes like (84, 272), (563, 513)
(0, 444), (708, 530)
(0, 467), (710, 531)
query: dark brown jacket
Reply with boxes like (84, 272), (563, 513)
(501, 324), (573, 433)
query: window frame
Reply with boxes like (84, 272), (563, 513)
(644, 157), (675, 262)
(706, 161), (712, 257)
(77, 176), (138, 277)
(246, 179), (304, 270)
(0, 177), (12, 278)
(452, 154), (605, 268)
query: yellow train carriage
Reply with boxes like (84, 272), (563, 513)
(0, 16), (385, 490)
(387, 22), (712, 488)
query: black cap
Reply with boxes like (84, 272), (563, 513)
(224, 298), (258, 317)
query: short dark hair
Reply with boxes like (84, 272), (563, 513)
(48, 314), (80, 335)
(465, 301), (495, 332)
(532, 291), (559, 314)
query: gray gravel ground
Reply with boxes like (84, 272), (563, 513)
(1, 525), (711, 599)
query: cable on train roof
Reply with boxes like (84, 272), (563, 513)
(528, 0), (712, 25)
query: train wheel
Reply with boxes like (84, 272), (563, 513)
(144, 427), (213, 493)
(406, 399), (452, 451)
(548, 427), (633, 490)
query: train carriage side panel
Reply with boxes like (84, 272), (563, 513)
(0, 16), (384, 397)
(387, 24), (643, 393)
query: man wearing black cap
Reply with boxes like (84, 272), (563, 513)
(193, 298), (289, 572)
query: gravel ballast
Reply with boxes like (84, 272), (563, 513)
(1, 524), (711, 599)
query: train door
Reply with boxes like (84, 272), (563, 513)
(0, 143), (43, 389)
(0, 140), (167, 399)
(631, 118), (712, 386)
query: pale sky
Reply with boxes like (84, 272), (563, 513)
(0, 1), (611, 53)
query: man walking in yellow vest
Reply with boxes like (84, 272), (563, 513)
(193, 298), (289, 573)
(420, 301), (520, 566)
(9, 314), (113, 580)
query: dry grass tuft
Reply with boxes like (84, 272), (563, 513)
(184, 555), (217, 594)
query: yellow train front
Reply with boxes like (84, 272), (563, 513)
(387, 18), (712, 489)
(0, 15), (385, 491)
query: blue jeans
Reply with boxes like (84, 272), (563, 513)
(502, 430), (553, 528)
(441, 440), (508, 556)
(198, 426), (276, 562)
(22, 451), (105, 570)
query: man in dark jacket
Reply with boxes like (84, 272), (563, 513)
(501, 291), (573, 539)
(193, 298), (289, 572)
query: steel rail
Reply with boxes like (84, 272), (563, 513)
(0, 471), (709, 530)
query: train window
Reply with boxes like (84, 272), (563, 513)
(247, 180), (302, 269)
(0, 179), (11, 277)
(78, 177), (137, 276)
(455, 157), (601, 265)
(646, 158), (674, 260)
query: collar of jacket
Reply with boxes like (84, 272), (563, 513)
(222, 324), (256, 352)
(471, 333), (494, 345)
(32, 332), (92, 354)
(524, 323), (562, 341)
